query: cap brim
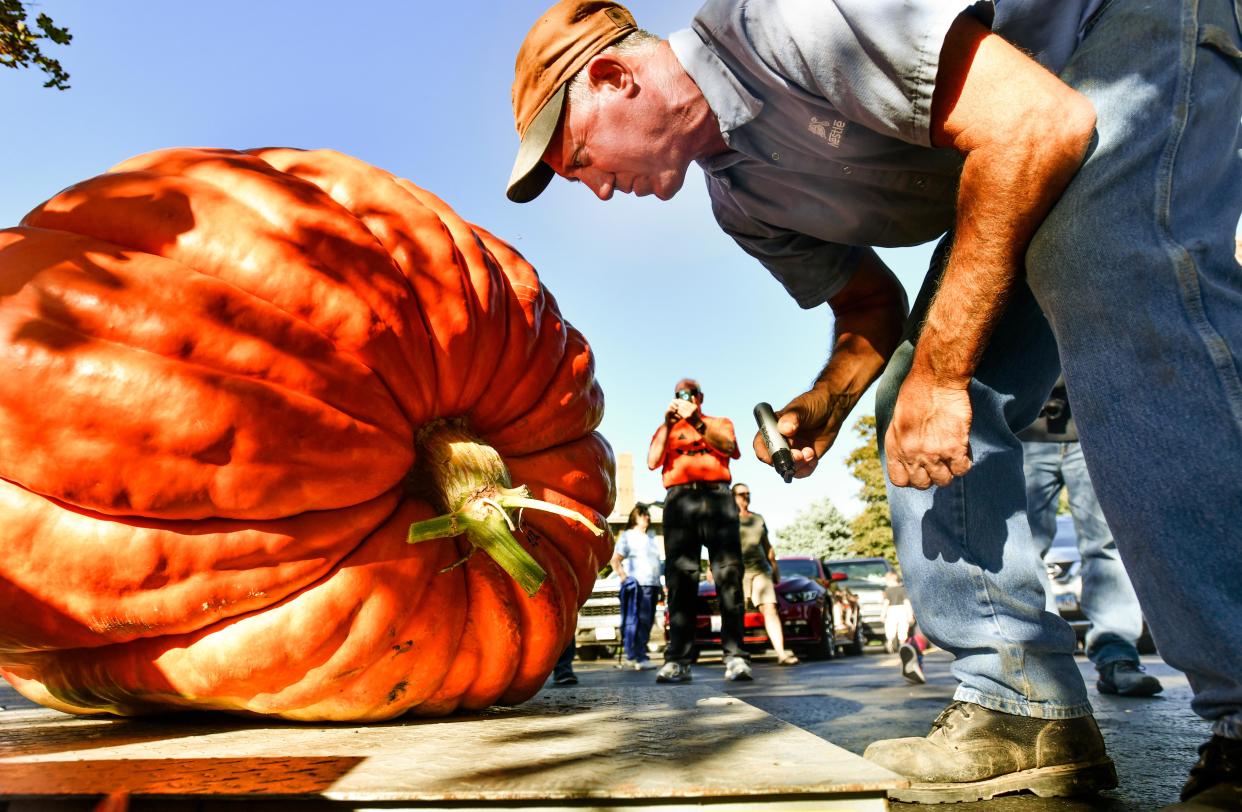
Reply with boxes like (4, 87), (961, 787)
(506, 84), (566, 203)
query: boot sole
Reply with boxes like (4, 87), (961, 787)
(1098, 680), (1163, 697)
(888, 758), (1118, 804)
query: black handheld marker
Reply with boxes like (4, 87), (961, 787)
(753, 402), (795, 484)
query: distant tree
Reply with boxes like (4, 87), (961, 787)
(1, 1), (72, 89)
(774, 495), (854, 560)
(845, 415), (898, 562)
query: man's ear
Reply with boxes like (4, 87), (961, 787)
(586, 53), (637, 96)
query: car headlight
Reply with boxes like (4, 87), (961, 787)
(784, 590), (820, 604)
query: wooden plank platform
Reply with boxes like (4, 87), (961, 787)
(0, 683), (904, 810)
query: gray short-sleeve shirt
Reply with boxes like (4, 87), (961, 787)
(670, 0), (1101, 308)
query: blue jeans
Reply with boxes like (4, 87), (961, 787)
(553, 641), (576, 680)
(1023, 441), (1145, 668)
(878, 0), (1242, 736)
(620, 578), (661, 662)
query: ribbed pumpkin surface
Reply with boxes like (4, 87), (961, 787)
(0, 147), (614, 721)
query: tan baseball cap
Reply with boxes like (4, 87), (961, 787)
(507, 0), (637, 203)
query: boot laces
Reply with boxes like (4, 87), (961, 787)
(930, 701), (973, 734)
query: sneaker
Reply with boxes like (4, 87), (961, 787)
(1170, 735), (1242, 808)
(724, 658), (754, 681)
(899, 643), (925, 684)
(863, 701), (1117, 803)
(1097, 660), (1163, 697)
(616, 658), (639, 670)
(552, 672), (578, 686)
(634, 659), (659, 671)
(656, 661), (692, 683)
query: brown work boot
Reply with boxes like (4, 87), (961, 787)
(863, 701), (1118, 803)
(1160, 736), (1242, 810)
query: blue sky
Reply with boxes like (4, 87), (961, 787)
(4, 2), (1233, 534)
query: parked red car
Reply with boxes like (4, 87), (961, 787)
(667, 556), (866, 661)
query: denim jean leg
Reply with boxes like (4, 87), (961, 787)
(553, 641), (576, 680)
(1021, 441), (1067, 614)
(877, 272), (1089, 718)
(1026, 0), (1242, 738)
(633, 585), (658, 659)
(1061, 444), (1144, 667)
(620, 578), (640, 662)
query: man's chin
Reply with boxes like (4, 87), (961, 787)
(653, 180), (684, 201)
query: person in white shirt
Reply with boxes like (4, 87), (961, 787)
(611, 503), (664, 670)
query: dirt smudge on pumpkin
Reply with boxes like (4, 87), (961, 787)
(387, 680), (408, 703)
(391, 639), (414, 655)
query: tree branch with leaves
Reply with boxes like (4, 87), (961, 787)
(846, 415), (897, 561)
(775, 496), (854, 560)
(1, 1), (72, 90)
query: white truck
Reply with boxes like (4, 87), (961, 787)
(574, 576), (623, 660)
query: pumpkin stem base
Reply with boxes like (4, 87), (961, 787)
(405, 420), (603, 598)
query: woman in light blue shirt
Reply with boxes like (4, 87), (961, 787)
(611, 503), (664, 670)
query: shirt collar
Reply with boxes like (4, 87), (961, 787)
(669, 27), (763, 135)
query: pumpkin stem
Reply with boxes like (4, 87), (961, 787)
(405, 419), (603, 598)
(495, 493), (603, 536)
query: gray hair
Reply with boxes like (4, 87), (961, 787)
(566, 29), (661, 108)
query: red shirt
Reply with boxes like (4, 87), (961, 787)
(655, 415), (740, 488)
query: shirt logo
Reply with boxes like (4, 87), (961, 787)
(809, 116), (846, 148)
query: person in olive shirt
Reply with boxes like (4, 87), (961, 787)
(647, 378), (750, 683)
(733, 483), (798, 665)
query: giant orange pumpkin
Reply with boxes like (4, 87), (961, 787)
(0, 147), (615, 721)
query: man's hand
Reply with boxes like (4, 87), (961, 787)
(884, 373), (973, 489)
(752, 387), (854, 478)
(667, 398), (698, 423)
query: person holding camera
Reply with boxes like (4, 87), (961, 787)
(647, 378), (750, 683)
(1020, 376), (1162, 698)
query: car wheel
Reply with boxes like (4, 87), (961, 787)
(804, 617), (837, 661)
(843, 621), (865, 656)
(576, 645), (601, 661)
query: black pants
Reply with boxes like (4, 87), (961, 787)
(662, 482), (747, 665)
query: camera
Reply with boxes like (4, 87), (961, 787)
(676, 389), (696, 401)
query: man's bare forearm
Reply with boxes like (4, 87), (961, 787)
(910, 145), (1088, 386)
(757, 250), (907, 476)
(913, 18), (1096, 387)
(698, 422), (737, 456)
(647, 425), (669, 470)
(805, 251), (908, 434)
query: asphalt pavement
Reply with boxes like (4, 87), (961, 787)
(0, 645), (1203, 809)
(552, 644), (1202, 811)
